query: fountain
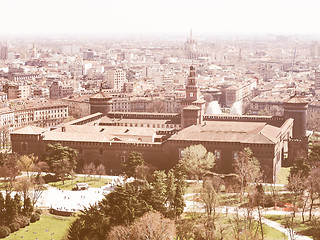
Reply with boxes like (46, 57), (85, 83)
(230, 101), (242, 115)
(206, 101), (222, 115)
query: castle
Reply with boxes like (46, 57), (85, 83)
(10, 66), (308, 183)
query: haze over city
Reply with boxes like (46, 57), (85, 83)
(1, 0), (320, 36)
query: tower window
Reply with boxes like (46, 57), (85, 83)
(190, 92), (194, 97)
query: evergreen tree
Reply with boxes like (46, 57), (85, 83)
(23, 197), (33, 216)
(165, 169), (176, 216)
(13, 193), (22, 214)
(5, 194), (16, 224)
(174, 183), (186, 218)
(290, 157), (310, 179)
(44, 143), (78, 184)
(0, 192), (4, 225)
(148, 171), (167, 213)
(122, 152), (145, 178)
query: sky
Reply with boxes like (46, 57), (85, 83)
(1, 0), (320, 36)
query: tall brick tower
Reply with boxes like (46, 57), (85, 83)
(181, 66), (205, 128)
(283, 95), (308, 139)
(89, 90), (112, 116)
(283, 95), (309, 166)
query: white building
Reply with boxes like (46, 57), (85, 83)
(105, 69), (127, 91)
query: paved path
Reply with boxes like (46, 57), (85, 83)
(185, 200), (312, 240)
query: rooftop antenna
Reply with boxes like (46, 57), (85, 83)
(190, 27), (193, 42)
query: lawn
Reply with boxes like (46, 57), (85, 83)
(48, 176), (111, 190)
(265, 214), (320, 239)
(180, 212), (287, 240)
(276, 167), (290, 185)
(5, 213), (75, 240)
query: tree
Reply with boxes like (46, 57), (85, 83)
(308, 144), (320, 167)
(108, 211), (176, 240)
(15, 177), (32, 202)
(18, 155), (34, 176)
(179, 144), (215, 180)
(44, 143), (78, 184)
(147, 101), (166, 113)
(122, 152), (145, 178)
(234, 148), (262, 200)
(96, 164), (106, 180)
(201, 175), (223, 216)
(68, 163), (187, 239)
(0, 153), (21, 195)
(29, 175), (45, 206)
(307, 167), (320, 221)
(148, 171), (167, 214)
(0, 126), (9, 149)
(22, 197), (33, 216)
(82, 163), (96, 181)
(0, 193), (5, 226)
(290, 157), (310, 179)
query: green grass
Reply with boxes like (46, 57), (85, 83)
(180, 212), (287, 240)
(276, 167), (290, 185)
(265, 214), (320, 239)
(48, 176), (111, 190)
(5, 213), (75, 240)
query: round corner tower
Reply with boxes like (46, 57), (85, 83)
(89, 91), (112, 116)
(283, 95), (308, 139)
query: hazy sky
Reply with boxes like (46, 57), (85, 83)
(1, 0), (319, 36)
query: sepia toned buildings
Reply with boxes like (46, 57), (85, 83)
(11, 66), (308, 183)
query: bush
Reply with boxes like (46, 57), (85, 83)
(8, 222), (20, 233)
(30, 213), (41, 223)
(35, 209), (42, 215)
(0, 226), (11, 238)
(16, 216), (30, 228)
(42, 174), (59, 183)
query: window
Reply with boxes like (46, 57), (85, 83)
(79, 147), (83, 154)
(215, 150), (221, 160)
(121, 156), (126, 163)
(233, 151), (238, 160)
(190, 92), (194, 97)
(21, 142), (28, 151)
(179, 148), (185, 159)
(99, 148), (103, 155)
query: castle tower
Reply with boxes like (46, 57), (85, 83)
(181, 66), (205, 128)
(283, 95), (308, 139)
(185, 65), (200, 102)
(89, 90), (112, 116)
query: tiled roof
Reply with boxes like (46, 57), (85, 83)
(284, 95), (308, 104)
(170, 121), (280, 144)
(11, 126), (47, 134)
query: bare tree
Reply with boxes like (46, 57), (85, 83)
(0, 153), (20, 195)
(82, 163), (96, 181)
(307, 168), (320, 221)
(201, 175), (223, 217)
(30, 176), (45, 206)
(147, 101), (166, 113)
(96, 164), (106, 180)
(0, 126), (9, 149)
(108, 211), (175, 240)
(234, 148), (262, 201)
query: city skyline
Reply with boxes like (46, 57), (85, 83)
(1, 0), (320, 36)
